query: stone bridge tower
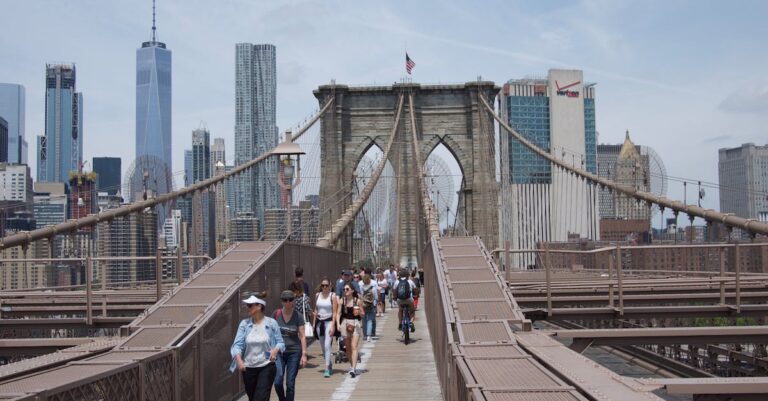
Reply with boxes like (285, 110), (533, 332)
(314, 82), (499, 265)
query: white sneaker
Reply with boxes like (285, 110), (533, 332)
(349, 368), (357, 378)
(365, 336), (371, 342)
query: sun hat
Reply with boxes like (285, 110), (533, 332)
(242, 295), (266, 306)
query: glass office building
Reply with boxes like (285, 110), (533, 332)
(38, 64), (83, 184)
(0, 83), (26, 164)
(136, 36), (172, 176)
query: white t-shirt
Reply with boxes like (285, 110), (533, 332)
(376, 278), (388, 293)
(244, 321), (271, 368)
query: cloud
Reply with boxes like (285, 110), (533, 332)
(699, 134), (733, 144)
(719, 84), (768, 113)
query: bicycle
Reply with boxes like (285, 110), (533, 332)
(400, 304), (411, 345)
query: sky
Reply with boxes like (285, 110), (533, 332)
(2, 0), (767, 221)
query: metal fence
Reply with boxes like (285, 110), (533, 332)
(0, 241), (350, 401)
(422, 236), (589, 401)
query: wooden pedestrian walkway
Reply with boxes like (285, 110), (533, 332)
(238, 301), (443, 401)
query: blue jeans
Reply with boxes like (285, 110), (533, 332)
(363, 307), (376, 337)
(274, 350), (301, 401)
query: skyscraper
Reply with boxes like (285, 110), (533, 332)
(191, 128), (210, 184)
(136, 1), (172, 176)
(92, 157), (121, 195)
(38, 64), (83, 184)
(191, 127), (215, 256)
(0, 117), (7, 163)
(718, 143), (768, 221)
(235, 43), (278, 231)
(0, 83), (26, 164)
(211, 137), (225, 170)
(499, 69), (599, 260)
(184, 149), (192, 187)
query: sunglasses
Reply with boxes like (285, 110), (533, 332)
(281, 298), (294, 302)
(353, 276), (360, 279)
(344, 287), (352, 291)
(321, 284), (330, 287)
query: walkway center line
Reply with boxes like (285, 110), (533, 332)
(330, 313), (389, 401)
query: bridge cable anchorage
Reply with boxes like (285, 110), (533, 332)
(477, 94), (768, 238)
(316, 93), (406, 248)
(0, 97), (334, 252)
(407, 92), (440, 239)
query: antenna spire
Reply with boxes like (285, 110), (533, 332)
(151, 0), (157, 42)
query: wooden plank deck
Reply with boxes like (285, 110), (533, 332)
(238, 301), (443, 401)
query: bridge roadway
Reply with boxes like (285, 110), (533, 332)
(0, 237), (681, 400)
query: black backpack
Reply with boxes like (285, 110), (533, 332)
(396, 278), (412, 300)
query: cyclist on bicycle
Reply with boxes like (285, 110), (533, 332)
(395, 269), (416, 332)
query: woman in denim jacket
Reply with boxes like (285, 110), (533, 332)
(230, 292), (285, 401)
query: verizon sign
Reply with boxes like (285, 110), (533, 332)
(555, 80), (581, 98)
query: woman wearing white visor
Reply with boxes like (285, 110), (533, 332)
(230, 291), (285, 401)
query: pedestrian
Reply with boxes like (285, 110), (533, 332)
(312, 277), (337, 377)
(335, 270), (352, 298)
(230, 292), (284, 401)
(336, 283), (363, 377)
(272, 289), (308, 401)
(384, 265), (396, 308)
(411, 270), (422, 310)
(290, 280), (312, 343)
(376, 270), (388, 316)
(294, 267), (311, 299)
(360, 269), (378, 342)
(351, 272), (363, 294)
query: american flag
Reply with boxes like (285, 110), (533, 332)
(406, 53), (416, 75)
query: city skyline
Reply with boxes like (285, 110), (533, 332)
(1, 1), (767, 215)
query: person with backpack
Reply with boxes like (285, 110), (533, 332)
(312, 277), (337, 377)
(395, 269), (416, 332)
(272, 289), (307, 401)
(360, 269), (378, 342)
(410, 270), (422, 310)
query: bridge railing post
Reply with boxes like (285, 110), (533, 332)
(719, 246), (725, 305)
(156, 248), (163, 302)
(176, 247), (183, 285)
(735, 241), (741, 313)
(608, 248), (614, 308)
(86, 255), (93, 325)
(545, 245), (552, 317)
(616, 245), (624, 316)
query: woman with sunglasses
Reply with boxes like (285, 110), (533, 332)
(312, 277), (337, 377)
(336, 284), (363, 377)
(230, 291), (285, 401)
(272, 289), (307, 401)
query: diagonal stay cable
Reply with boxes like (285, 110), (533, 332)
(407, 92), (440, 238)
(478, 94), (768, 237)
(0, 98), (334, 251)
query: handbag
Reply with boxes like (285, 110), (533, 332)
(302, 296), (314, 339)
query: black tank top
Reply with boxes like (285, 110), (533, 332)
(342, 298), (360, 320)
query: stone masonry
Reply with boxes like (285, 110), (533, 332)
(313, 82), (499, 264)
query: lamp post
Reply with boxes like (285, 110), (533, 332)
(271, 130), (305, 241)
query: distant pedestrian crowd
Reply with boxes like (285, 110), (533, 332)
(230, 264), (422, 401)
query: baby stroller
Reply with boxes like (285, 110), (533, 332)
(333, 335), (362, 364)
